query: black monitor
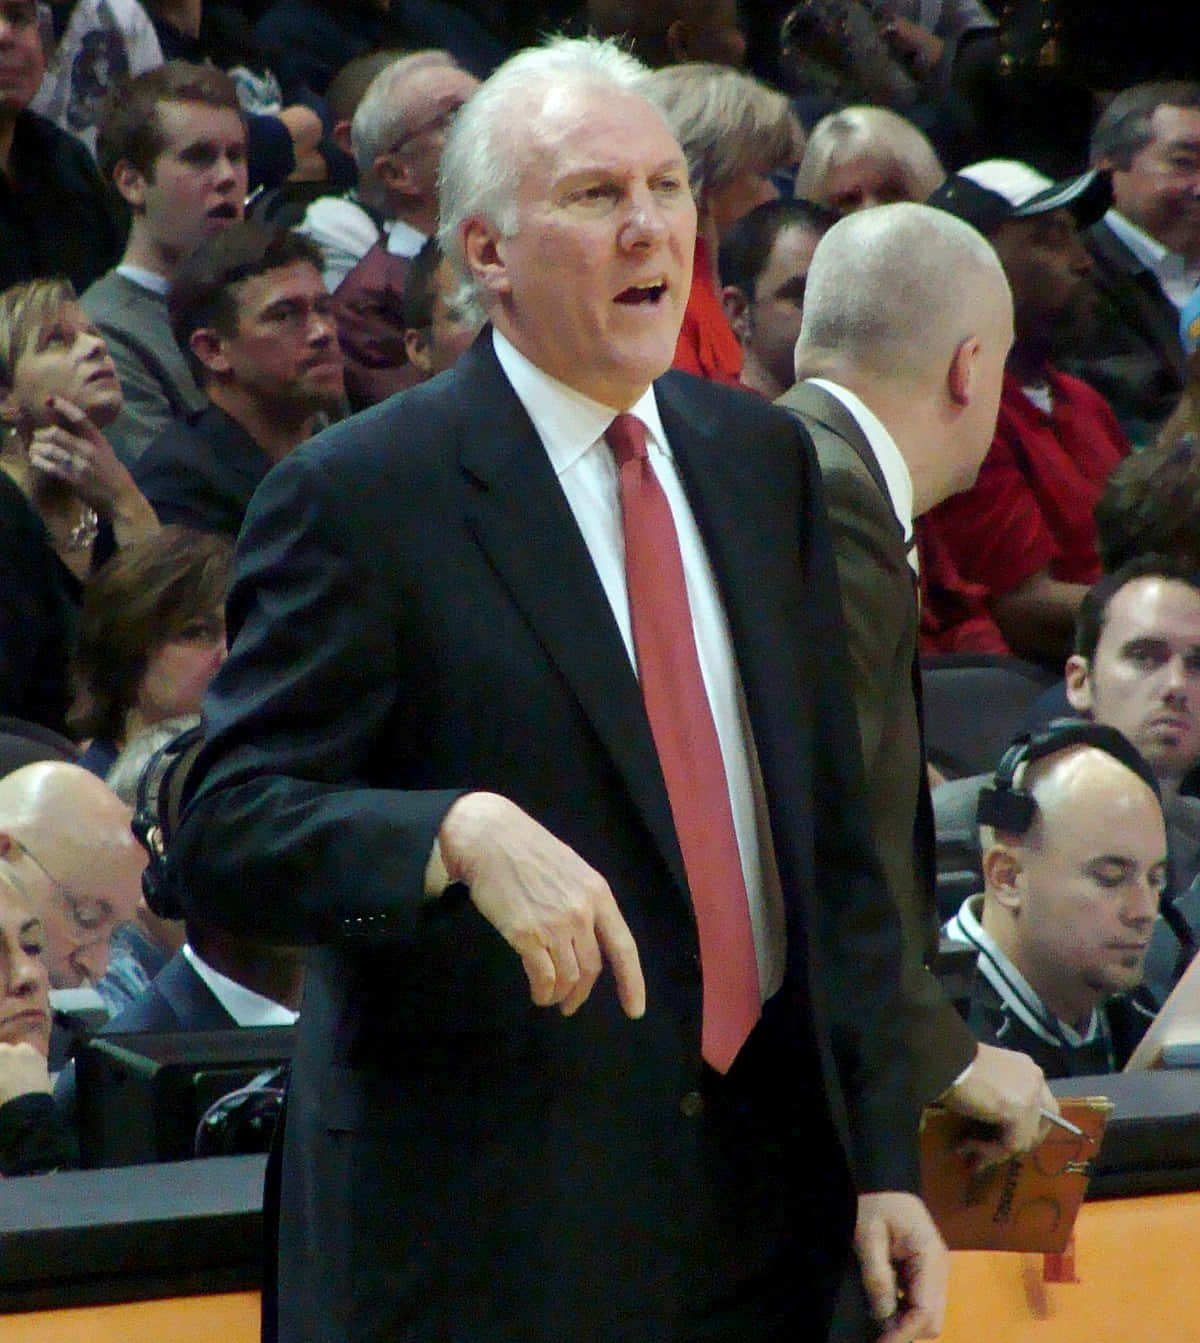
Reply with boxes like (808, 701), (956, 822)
(75, 1027), (294, 1169)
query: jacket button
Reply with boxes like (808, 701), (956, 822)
(680, 1090), (704, 1118)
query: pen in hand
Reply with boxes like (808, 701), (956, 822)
(1040, 1107), (1091, 1141)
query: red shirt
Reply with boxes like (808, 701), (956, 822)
(673, 235), (743, 387)
(919, 367), (1128, 650)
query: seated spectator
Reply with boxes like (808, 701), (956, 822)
(84, 61), (248, 464)
(923, 159), (1127, 664)
(639, 60), (802, 385)
(401, 235), (483, 381)
(718, 197), (836, 400)
(793, 105), (944, 217)
(584, 0), (747, 69)
(71, 526), (231, 778)
(29, 0), (163, 158)
(0, 0), (126, 292)
(140, 0), (329, 187)
(1, 278), (160, 580)
(294, 48), (404, 290)
(0, 278), (160, 731)
(0, 761), (143, 996)
(329, 51), (479, 409)
(944, 724), (1165, 1077)
(252, 0), (503, 96)
(0, 871), (73, 1174)
(1056, 82), (1200, 448)
(92, 715), (192, 1015)
(1064, 558), (1200, 1001)
(134, 223), (343, 538)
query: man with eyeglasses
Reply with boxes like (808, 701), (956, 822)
(0, 762), (143, 1003)
(1055, 81), (1200, 447)
(0, 0), (125, 291)
(326, 51), (479, 408)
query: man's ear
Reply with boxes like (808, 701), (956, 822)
(982, 845), (1024, 912)
(403, 327), (433, 376)
(112, 158), (148, 210)
(721, 285), (752, 343)
(462, 215), (509, 300)
(947, 334), (981, 406)
(189, 328), (231, 378)
(373, 151), (415, 198)
(333, 119), (353, 158)
(1064, 654), (1095, 713)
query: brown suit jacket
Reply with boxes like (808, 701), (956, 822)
(778, 379), (978, 1102)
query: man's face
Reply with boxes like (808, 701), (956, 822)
(411, 256), (482, 377)
(706, 163), (780, 244)
(472, 86), (696, 409)
(990, 209), (1094, 342)
(740, 223), (821, 394)
(1107, 104), (1200, 260)
(1012, 766), (1166, 1019)
(208, 259), (345, 416)
(0, 0), (43, 114)
(379, 64), (479, 208)
(5, 832), (143, 990)
(817, 155), (918, 216)
(133, 100), (247, 259)
(1067, 577), (1200, 784)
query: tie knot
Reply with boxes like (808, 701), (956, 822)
(606, 413), (648, 468)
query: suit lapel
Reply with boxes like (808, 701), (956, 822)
(454, 342), (689, 900)
(1087, 223), (1188, 382)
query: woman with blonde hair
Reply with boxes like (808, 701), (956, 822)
(0, 278), (159, 731)
(640, 62), (804, 385)
(795, 105), (945, 216)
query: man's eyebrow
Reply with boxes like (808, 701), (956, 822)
(773, 275), (808, 301)
(19, 917), (43, 938)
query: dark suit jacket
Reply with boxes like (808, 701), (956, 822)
(778, 381), (978, 1104)
(134, 404), (275, 540)
(173, 334), (915, 1341)
(102, 951), (237, 1034)
(1057, 217), (1188, 446)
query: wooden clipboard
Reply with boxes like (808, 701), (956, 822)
(919, 1097), (1113, 1252)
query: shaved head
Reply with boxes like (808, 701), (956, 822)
(796, 201), (1009, 385)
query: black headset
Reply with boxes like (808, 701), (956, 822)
(976, 718), (1162, 835)
(131, 723), (206, 920)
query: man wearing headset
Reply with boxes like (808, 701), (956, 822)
(944, 723), (1167, 1076)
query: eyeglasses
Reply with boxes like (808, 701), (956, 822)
(387, 99), (466, 154)
(14, 840), (114, 937)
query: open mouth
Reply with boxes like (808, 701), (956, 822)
(207, 202), (240, 221)
(614, 283), (667, 305)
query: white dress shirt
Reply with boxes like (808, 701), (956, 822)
(1105, 208), (1200, 310)
(492, 329), (786, 998)
(181, 943), (299, 1027)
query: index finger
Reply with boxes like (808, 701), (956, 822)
(593, 895), (646, 1019)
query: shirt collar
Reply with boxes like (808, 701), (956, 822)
(181, 944), (298, 1027)
(805, 377), (915, 543)
(1105, 208), (1200, 284)
(116, 264), (170, 296)
(385, 218), (427, 258)
(946, 894), (1101, 1048)
(491, 327), (670, 474)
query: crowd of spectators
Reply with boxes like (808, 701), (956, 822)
(1, 2), (1200, 1318)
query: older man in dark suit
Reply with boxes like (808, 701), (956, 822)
(780, 203), (1054, 1166)
(171, 36), (944, 1343)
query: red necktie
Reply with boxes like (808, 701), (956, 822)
(607, 413), (760, 1073)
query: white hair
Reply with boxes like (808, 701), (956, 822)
(796, 202), (1006, 382)
(351, 50), (459, 204)
(436, 35), (650, 289)
(638, 62), (800, 202)
(794, 105), (944, 209)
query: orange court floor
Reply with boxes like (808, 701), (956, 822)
(2, 1193), (1197, 1343)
